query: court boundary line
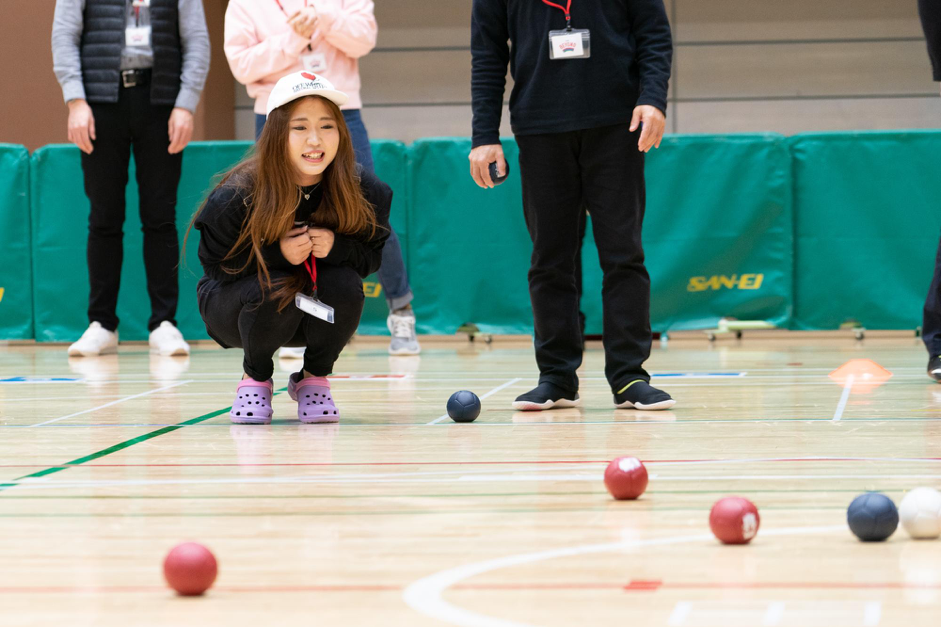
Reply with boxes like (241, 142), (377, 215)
(832, 374), (855, 422)
(29, 380), (193, 427)
(0, 387), (286, 493)
(402, 525), (845, 627)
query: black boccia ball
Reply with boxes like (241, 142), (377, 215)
(488, 160), (510, 186)
(847, 492), (899, 542)
(447, 391), (481, 423)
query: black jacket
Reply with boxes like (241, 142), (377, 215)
(919, 0), (941, 81)
(471, 0), (673, 147)
(194, 170), (392, 288)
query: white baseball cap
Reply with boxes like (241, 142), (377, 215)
(266, 71), (349, 117)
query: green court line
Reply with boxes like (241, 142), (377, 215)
(0, 389), (286, 493)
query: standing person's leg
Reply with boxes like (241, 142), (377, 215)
(924, 232), (941, 381)
(69, 94), (132, 356)
(131, 90), (185, 352)
(579, 123), (673, 410)
(289, 263), (365, 423)
(513, 131), (584, 410)
(575, 204), (588, 343)
(342, 109), (419, 355)
(198, 272), (306, 423)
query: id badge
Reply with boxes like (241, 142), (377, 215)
(301, 51), (327, 73)
(296, 293), (335, 324)
(126, 26), (151, 47)
(131, 0), (150, 6)
(548, 29), (591, 60)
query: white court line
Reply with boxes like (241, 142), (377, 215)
(762, 601), (786, 626)
(668, 602), (692, 627)
(864, 601), (882, 627)
(402, 525), (846, 627)
(29, 380), (192, 427)
(428, 378), (523, 425)
(832, 374), (855, 422)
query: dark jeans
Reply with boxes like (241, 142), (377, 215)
(925, 232), (941, 355)
(256, 109), (413, 310)
(197, 264), (365, 381)
(81, 83), (182, 332)
(516, 123), (652, 395)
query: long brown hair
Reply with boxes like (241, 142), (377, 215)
(188, 95), (379, 310)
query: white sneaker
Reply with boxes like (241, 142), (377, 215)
(68, 322), (118, 357)
(278, 346), (305, 359)
(388, 310), (421, 356)
(149, 321), (190, 356)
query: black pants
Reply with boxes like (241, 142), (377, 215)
(516, 123), (651, 394)
(197, 265), (365, 381)
(925, 232), (941, 356)
(81, 83), (182, 332)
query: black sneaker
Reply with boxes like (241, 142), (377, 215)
(512, 382), (580, 411)
(614, 380), (675, 410)
(930, 355), (941, 382)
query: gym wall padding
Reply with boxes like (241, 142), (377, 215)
(407, 135), (793, 336)
(0, 144), (33, 339)
(28, 140), (408, 342)
(31, 142), (254, 342)
(791, 131), (941, 331)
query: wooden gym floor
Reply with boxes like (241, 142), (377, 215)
(1, 334), (940, 626)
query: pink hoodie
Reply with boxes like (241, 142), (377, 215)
(224, 0), (377, 114)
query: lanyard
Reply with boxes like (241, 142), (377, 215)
(273, 0), (307, 17)
(304, 254), (318, 295)
(541, 0), (573, 29)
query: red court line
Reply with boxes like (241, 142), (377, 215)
(0, 457), (937, 469)
(1, 581), (939, 594)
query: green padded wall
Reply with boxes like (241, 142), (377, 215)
(0, 144), (33, 339)
(408, 135), (793, 335)
(791, 131), (941, 330)
(30, 140), (408, 342)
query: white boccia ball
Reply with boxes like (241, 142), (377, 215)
(899, 487), (941, 539)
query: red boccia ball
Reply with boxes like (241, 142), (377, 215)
(709, 497), (760, 545)
(604, 456), (649, 500)
(164, 542), (218, 596)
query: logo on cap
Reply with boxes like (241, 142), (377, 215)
(301, 72), (318, 81)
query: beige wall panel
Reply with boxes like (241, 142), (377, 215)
(677, 0), (921, 41)
(361, 50), (514, 106)
(675, 97), (941, 135)
(235, 84), (255, 109)
(235, 109), (257, 142)
(361, 105), (513, 143)
(677, 41), (936, 99)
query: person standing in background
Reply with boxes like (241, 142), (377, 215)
(224, 0), (421, 357)
(919, 0), (941, 381)
(470, 0), (676, 411)
(52, 0), (210, 357)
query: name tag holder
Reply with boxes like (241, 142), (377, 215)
(297, 254), (336, 324)
(549, 29), (590, 60)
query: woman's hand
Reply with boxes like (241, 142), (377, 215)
(308, 227), (335, 258)
(280, 226), (314, 265)
(288, 7), (318, 39)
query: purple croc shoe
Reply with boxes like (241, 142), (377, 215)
(288, 372), (340, 423)
(230, 378), (274, 424)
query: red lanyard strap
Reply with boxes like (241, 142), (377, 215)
(541, 0), (573, 28)
(303, 255), (318, 294)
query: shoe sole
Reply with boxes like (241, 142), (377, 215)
(388, 346), (421, 356)
(299, 416), (340, 424)
(68, 345), (118, 357)
(615, 399), (677, 411)
(931, 369), (941, 382)
(511, 398), (581, 411)
(151, 347), (189, 357)
(229, 414), (272, 425)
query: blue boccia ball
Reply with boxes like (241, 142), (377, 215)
(447, 391), (481, 423)
(847, 492), (899, 542)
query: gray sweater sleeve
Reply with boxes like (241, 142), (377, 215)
(176, 0), (211, 112)
(51, 0), (87, 103)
